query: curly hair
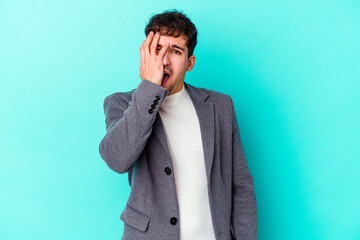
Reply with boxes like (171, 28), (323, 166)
(145, 9), (198, 58)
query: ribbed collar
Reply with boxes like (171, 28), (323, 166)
(160, 84), (188, 108)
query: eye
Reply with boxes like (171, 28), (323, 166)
(173, 50), (181, 54)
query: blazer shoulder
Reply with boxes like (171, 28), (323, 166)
(195, 86), (233, 106)
(102, 89), (136, 118)
(104, 88), (136, 105)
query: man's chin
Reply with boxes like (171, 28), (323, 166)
(162, 83), (174, 95)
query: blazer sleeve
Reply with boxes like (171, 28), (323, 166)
(99, 80), (168, 174)
(229, 96), (258, 239)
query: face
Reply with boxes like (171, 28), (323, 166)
(156, 34), (196, 95)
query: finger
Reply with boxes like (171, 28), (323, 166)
(145, 31), (154, 43)
(158, 42), (170, 59)
(150, 32), (160, 56)
(144, 31), (154, 53)
(140, 45), (145, 66)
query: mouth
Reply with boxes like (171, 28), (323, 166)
(161, 73), (171, 87)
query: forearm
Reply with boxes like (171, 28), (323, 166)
(99, 80), (168, 173)
(232, 182), (257, 239)
(231, 136), (258, 239)
(231, 132), (257, 239)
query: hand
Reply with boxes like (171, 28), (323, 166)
(139, 31), (170, 85)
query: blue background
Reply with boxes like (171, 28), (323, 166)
(1, 0), (359, 239)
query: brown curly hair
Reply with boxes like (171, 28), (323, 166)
(145, 9), (198, 58)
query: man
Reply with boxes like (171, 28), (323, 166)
(99, 9), (257, 240)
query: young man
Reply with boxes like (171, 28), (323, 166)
(99, 9), (257, 240)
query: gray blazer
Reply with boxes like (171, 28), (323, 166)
(99, 80), (257, 240)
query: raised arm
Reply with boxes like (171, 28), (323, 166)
(99, 31), (170, 173)
(99, 80), (168, 173)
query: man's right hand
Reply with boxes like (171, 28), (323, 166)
(139, 31), (170, 86)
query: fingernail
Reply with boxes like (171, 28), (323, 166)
(155, 32), (159, 35)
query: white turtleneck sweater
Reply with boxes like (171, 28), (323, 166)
(159, 84), (216, 240)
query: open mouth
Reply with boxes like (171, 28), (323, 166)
(161, 73), (170, 86)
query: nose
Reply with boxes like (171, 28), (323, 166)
(162, 51), (170, 66)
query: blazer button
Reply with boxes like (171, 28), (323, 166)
(148, 109), (153, 114)
(170, 217), (178, 225)
(155, 95), (160, 100)
(151, 104), (156, 109)
(153, 100), (158, 105)
(164, 167), (172, 175)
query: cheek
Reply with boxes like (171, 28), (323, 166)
(170, 57), (188, 73)
(177, 59), (188, 70)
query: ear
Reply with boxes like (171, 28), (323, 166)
(186, 55), (196, 72)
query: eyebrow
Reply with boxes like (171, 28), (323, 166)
(157, 44), (185, 52)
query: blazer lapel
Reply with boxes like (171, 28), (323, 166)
(153, 114), (172, 160)
(185, 82), (215, 183)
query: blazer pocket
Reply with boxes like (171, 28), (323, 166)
(120, 204), (150, 232)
